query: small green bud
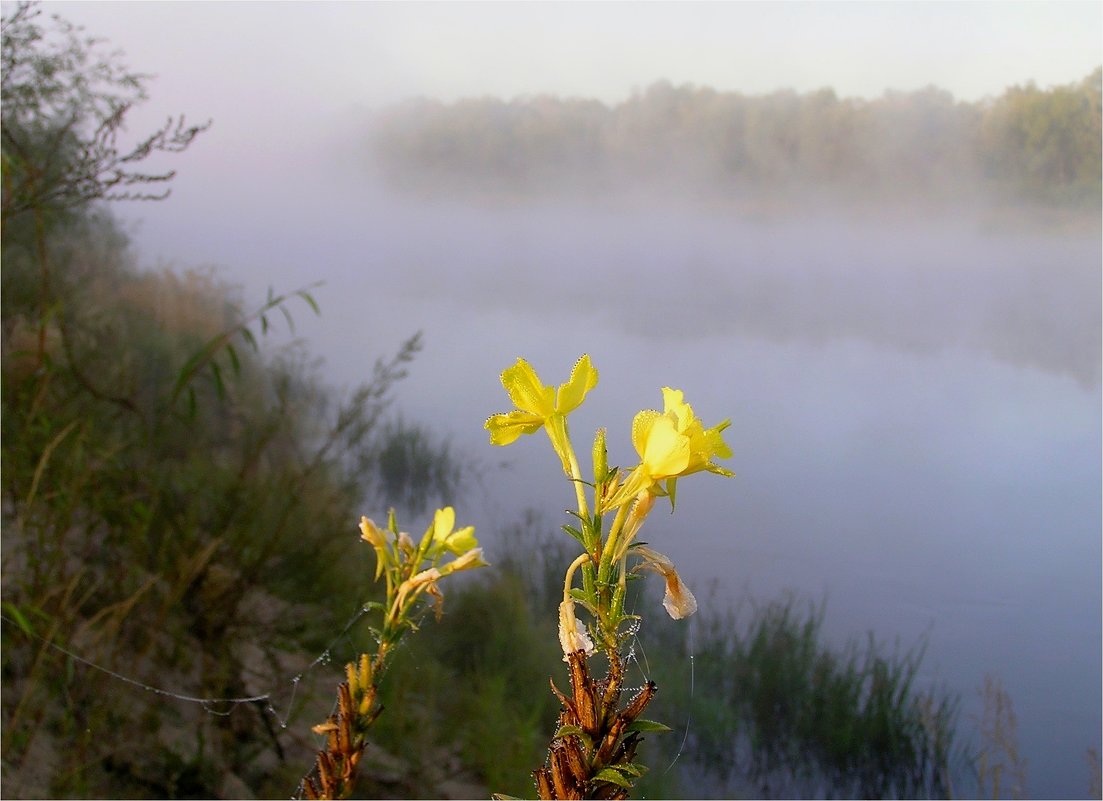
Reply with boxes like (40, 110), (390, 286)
(592, 427), (608, 483)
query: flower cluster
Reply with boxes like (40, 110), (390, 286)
(486, 355), (732, 800)
(359, 506), (487, 636)
(303, 507), (485, 799)
(486, 355), (732, 658)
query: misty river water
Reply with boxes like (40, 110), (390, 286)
(125, 175), (1100, 797)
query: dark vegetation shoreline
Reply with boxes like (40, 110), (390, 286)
(368, 71), (1102, 216)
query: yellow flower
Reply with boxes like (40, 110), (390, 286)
(632, 545), (698, 620)
(359, 516), (390, 579)
(607, 387), (733, 509)
(426, 506), (478, 556)
(393, 567), (445, 621)
(485, 355), (598, 476)
(439, 547), (489, 576)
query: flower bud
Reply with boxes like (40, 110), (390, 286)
(592, 427), (608, 482)
(632, 545), (698, 619)
(557, 600), (595, 661)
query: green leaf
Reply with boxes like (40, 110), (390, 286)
(626, 719), (672, 733)
(225, 342), (240, 374)
(1, 602), (34, 636)
(239, 326), (259, 351)
(616, 761), (648, 777)
(298, 289), (321, 316)
(561, 524), (586, 547)
(592, 767), (634, 789)
(210, 359), (225, 399)
(279, 303), (295, 332)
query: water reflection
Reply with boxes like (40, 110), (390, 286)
(380, 200), (1101, 388)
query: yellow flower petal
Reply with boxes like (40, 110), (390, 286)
(485, 410), (544, 445)
(439, 547), (489, 576)
(359, 516), (389, 580)
(609, 388), (733, 509)
(486, 356), (598, 454)
(359, 516), (386, 549)
(640, 414), (692, 478)
(427, 507), (479, 556)
(555, 354), (599, 415)
(501, 358), (556, 418)
(661, 387), (694, 429)
(433, 507), (455, 540)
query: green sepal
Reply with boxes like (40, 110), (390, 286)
(611, 582), (626, 620)
(361, 601), (387, 614)
(583, 514), (601, 551)
(591, 428), (608, 484)
(592, 767), (634, 788)
(581, 561), (596, 598)
(626, 719), (673, 733)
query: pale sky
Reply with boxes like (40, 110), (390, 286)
(42, 1), (1103, 116)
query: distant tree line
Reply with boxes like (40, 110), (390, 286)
(369, 69), (1102, 206)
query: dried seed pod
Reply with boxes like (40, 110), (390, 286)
(550, 676), (580, 726)
(316, 752), (335, 797)
(567, 653), (599, 734)
(550, 741), (582, 800)
(621, 680), (656, 723)
(535, 766), (554, 799)
(338, 682), (354, 721)
(612, 731), (641, 766)
(593, 715), (626, 766)
(562, 735), (589, 785)
(335, 714), (351, 758)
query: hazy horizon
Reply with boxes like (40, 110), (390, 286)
(43, 1), (1103, 161)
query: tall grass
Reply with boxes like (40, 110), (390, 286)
(637, 591), (960, 798)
